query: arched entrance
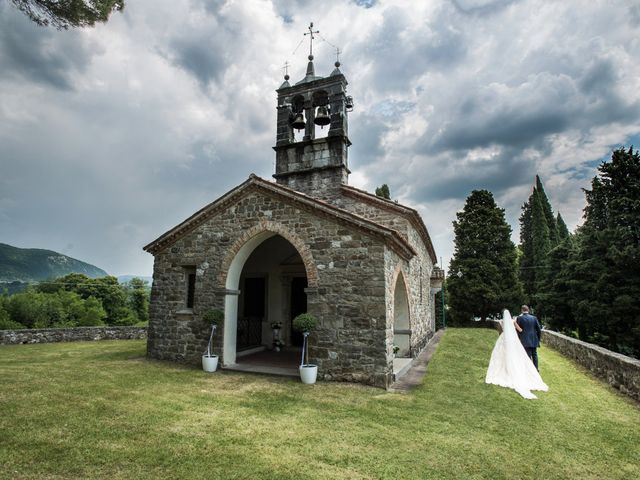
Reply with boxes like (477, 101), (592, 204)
(393, 272), (411, 358)
(222, 229), (313, 372)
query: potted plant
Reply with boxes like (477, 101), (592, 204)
(202, 308), (223, 372)
(271, 321), (282, 348)
(292, 313), (318, 384)
(273, 339), (284, 352)
(393, 345), (400, 357)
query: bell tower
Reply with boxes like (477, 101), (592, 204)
(273, 24), (353, 200)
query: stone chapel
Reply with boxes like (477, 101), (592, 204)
(144, 49), (444, 388)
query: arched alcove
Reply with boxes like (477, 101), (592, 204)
(393, 272), (411, 358)
(221, 226), (315, 366)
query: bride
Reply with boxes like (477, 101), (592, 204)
(486, 309), (548, 399)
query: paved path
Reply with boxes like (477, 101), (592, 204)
(389, 328), (445, 393)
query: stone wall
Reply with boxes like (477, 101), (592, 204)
(0, 326), (147, 345)
(541, 329), (640, 402)
(337, 191), (437, 366)
(148, 188), (392, 387)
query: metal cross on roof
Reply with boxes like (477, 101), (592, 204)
(304, 22), (320, 57)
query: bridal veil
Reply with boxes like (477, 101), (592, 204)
(485, 309), (548, 399)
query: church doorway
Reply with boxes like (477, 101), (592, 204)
(223, 231), (309, 374)
(237, 276), (265, 351)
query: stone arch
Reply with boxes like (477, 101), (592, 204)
(391, 264), (412, 358)
(393, 272), (411, 330)
(219, 220), (318, 365)
(218, 220), (318, 289)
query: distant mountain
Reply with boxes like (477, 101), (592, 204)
(117, 275), (153, 285)
(0, 243), (108, 282)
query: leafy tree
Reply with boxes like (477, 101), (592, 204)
(375, 184), (391, 199)
(448, 190), (522, 324)
(73, 296), (107, 326)
(0, 297), (24, 330)
(3, 289), (107, 328)
(36, 274), (133, 325)
(568, 147), (640, 357)
(10, 0), (124, 29)
(125, 278), (150, 324)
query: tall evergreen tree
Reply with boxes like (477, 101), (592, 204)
(448, 190), (522, 324)
(556, 212), (570, 240)
(519, 176), (562, 305)
(537, 236), (576, 330)
(519, 196), (534, 300)
(536, 175), (559, 246)
(569, 147), (640, 357)
(530, 189), (551, 306)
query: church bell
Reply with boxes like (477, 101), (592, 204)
(291, 113), (306, 130)
(313, 106), (331, 127)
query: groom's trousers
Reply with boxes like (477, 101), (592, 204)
(525, 347), (539, 370)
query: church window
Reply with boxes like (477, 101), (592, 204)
(184, 266), (196, 309)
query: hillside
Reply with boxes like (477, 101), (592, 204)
(0, 243), (108, 282)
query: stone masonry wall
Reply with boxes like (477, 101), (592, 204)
(0, 326), (147, 345)
(148, 187), (391, 387)
(541, 329), (640, 402)
(337, 194), (436, 368)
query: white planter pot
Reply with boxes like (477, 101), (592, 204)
(202, 355), (219, 372)
(299, 364), (318, 384)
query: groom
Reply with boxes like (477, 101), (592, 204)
(516, 305), (542, 370)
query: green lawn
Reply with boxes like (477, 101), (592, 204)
(1, 329), (638, 480)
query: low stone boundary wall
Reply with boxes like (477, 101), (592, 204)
(0, 326), (147, 345)
(541, 329), (640, 402)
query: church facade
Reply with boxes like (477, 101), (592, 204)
(144, 54), (443, 388)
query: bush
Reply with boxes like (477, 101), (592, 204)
(0, 303), (24, 330)
(203, 309), (224, 326)
(293, 313), (317, 333)
(3, 289), (107, 329)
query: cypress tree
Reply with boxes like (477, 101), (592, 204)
(530, 189), (551, 308)
(536, 175), (559, 246)
(520, 176), (563, 307)
(519, 195), (534, 301)
(556, 212), (570, 240)
(448, 190), (522, 324)
(537, 236), (576, 331)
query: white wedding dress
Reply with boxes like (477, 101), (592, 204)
(485, 310), (548, 399)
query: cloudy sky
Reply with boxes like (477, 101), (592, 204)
(1, 0), (639, 277)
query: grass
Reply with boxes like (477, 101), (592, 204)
(1, 329), (638, 480)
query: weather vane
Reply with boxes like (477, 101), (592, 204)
(304, 22), (320, 57)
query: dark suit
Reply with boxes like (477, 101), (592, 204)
(516, 313), (542, 370)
